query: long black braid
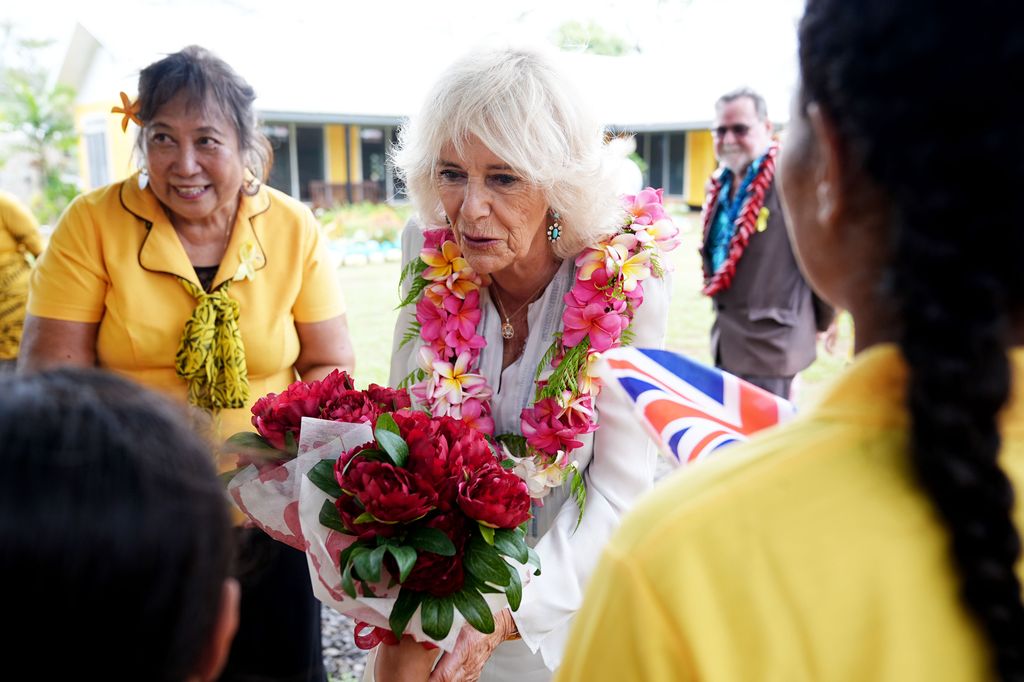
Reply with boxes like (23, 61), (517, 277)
(798, 1), (1024, 678)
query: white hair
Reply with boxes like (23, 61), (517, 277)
(393, 46), (625, 259)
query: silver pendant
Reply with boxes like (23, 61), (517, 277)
(501, 321), (515, 340)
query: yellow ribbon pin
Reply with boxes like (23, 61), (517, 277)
(756, 206), (770, 232)
(233, 240), (263, 282)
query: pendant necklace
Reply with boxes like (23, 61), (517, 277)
(490, 281), (547, 340)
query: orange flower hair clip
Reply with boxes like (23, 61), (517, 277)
(111, 91), (142, 132)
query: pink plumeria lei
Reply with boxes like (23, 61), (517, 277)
(398, 188), (679, 511)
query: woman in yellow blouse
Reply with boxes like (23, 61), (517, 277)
(0, 189), (44, 368)
(558, 1), (1024, 681)
(22, 46), (353, 682)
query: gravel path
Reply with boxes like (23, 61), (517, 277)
(322, 606), (367, 681)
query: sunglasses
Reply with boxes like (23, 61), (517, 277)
(712, 124), (751, 138)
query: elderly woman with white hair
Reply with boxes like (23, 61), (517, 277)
(376, 46), (677, 682)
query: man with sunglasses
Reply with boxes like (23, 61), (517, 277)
(700, 88), (833, 400)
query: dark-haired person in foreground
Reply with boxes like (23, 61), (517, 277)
(558, 0), (1024, 679)
(0, 368), (237, 682)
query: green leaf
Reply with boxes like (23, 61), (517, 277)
(465, 535), (512, 587)
(283, 430), (298, 456)
(338, 542), (362, 572)
(218, 466), (247, 486)
(376, 426), (410, 468)
(307, 459), (343, 498)
(499, 459), (516, 470)
(492, 528), (529, 565)
(570, 465), (587, 531)
(505, 564), (523, 611)
(453, 587), (495, 634)
(340, 560), (358, 598)
(620, 324), (637, 347)
(539, 337), (591, 400)
(527, 545), (542, 576)
(420, 595), (455, 641)
(535, 337), (562, 381)
(354, 544), (387, 583)
(341, 448), (387, 477)
(224, 431), (281, 453)
(397, 273), (431, 309)
(318, 499), (348, 533)
(478, 523), (495, 545)
(375, 412), (401, 435)
(397, 368), (428, 390)
(494, 433), (529, 459)
(398, 322), (422, 350)
(405, 527), (456, 556)
(387, 545), (419, 583)
(354, 511), (378, 525)
(389, 588), (423, 638)
(399, 256), (426, 288)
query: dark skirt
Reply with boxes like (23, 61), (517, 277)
(218, 529), (326, 682)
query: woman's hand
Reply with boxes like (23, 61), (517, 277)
(427, 609), (516, 682)
(374, 636), (442, 682)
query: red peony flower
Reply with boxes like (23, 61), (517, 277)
(250, 370), (358, 450)
(457, 466), (532, 529)
(366, 384), (412, 412)
(324, 389), (381, 424)
(334, 489), (397, 541)
(251, 384), (323, 451)
(319, 369), (356, 394)
(400, 512), (470, 596)
(340, 459), (437, 524)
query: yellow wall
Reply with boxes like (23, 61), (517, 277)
(75, 100), (137, 190)
(349, 125), (362, 182)
(325, 124), (364, 184)
(326, 124), (347, 183)
(685, 130), (716, 207)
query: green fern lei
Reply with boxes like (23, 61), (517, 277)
(537, 338), (591, 401)
(534, 335), (562, 382)
(396, 258), (430, 310)
(396, 367), (427, 390)
(651, 253), (665, 280)
(397, 322), (422, 350)
(569, 464), (587, 530)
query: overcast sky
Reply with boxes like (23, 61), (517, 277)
(6, 0), (805, 78)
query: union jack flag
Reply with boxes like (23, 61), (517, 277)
(597, 347), (795, 466)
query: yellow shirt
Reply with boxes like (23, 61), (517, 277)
(0, 190), (44, 259)
(557, 345), (1024, 682)
(0, 190), (44, 359)
(28, 176), (345, 443)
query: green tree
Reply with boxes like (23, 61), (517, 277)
(554, 21), (636, 56)
(0, 26), (79, 225)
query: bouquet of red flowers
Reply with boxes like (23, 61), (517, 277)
(225, 371), (539, 649)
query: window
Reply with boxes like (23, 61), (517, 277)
(264, 124), (292, 195)
(634, 131), (687, 197)
(83, 123), (109, 187)
(668, 133), (686, 196)
(296, 126), (325, 202)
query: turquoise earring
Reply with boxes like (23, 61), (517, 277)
(546, 209), (562, 242)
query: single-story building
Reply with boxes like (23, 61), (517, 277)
(57, 11), (794, 210)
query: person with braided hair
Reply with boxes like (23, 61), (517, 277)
(557, 1), (1024, 680)
(700, 87), (833, 400)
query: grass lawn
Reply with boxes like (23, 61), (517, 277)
(335, 210), (854, 407)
